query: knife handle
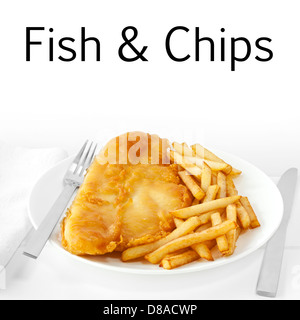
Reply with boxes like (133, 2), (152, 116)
(23, 184), (77, 259)
(256, 222), (288, 297)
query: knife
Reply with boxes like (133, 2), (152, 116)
(256, 168), (298, 297)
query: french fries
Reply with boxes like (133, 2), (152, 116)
(174, 214), (214, 261)
(211, 173), (217, 185)
(145, 220), (237, 264)
(205, 161), (231, 175)
(173, 217), (184, 228)
(229, 168), (242, 177)
(225, 175), (251, 229)
(170, 150), (202, 180)
(121, 140), (260, 270)
(236, 201), (251, 229)
(172, 142), (194, 157)
(184, 156), (232, 174)
(172, 143), (232, 175)
(240, 196), (261, 228)
(178, 170), (205, 200)
(225, 204), (238, 256)
(226, 175), (238, 196)
(192, 198), (200, 205)
(202, 185), (219, 203)
(217, 172), (227, 199)
(191, 143), (238, 175)
(160, 249), (200, 270)
(191, 143), (225, 163)
(191, 243), (214, 261)
(201, 162), (212, 192)
(171, 195), (241, 219)
(121, 216), (202, 261)
(211, 212), (229, 254)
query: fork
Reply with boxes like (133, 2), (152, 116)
(23, 140), (98, 259)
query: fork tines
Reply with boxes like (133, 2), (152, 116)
(73, 140), (98, 176)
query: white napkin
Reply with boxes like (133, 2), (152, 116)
(0, 142), (67, 268)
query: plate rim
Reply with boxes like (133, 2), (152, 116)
(27, 149), (284, 275)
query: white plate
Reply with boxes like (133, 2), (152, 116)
(28, 150), (283, 275)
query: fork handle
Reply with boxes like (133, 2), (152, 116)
(23, 184), (77, 259)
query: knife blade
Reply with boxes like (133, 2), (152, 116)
(256, 168), (298, 297)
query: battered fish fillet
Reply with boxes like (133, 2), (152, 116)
(61, 132), (192, 256)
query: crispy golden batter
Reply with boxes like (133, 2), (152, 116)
(61, 132), (192, 255)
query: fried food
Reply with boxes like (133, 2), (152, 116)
(211, 212), (229, 254)
(174, 213), (214, 261)
(240, 196), (261, 228)
(170, 195), (241, 219)
(170, 150), (202, 180)
(217, 172), (227, 199)
(236, 200), (251, 229)
(201, 162), (212, 192)
(61, 132), (192, 255)
(178, 170), (205, 200)
(202, 185), (219, 203)
(225, 204), (238, 256)
(60, 133), (260, 270)
(145, 220), (237, 264)
(121, 216), (201, 261)
(160, 249), (200, 270)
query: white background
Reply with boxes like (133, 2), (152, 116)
(1, 0), (299, 176)
(0, 0), (300, 300)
